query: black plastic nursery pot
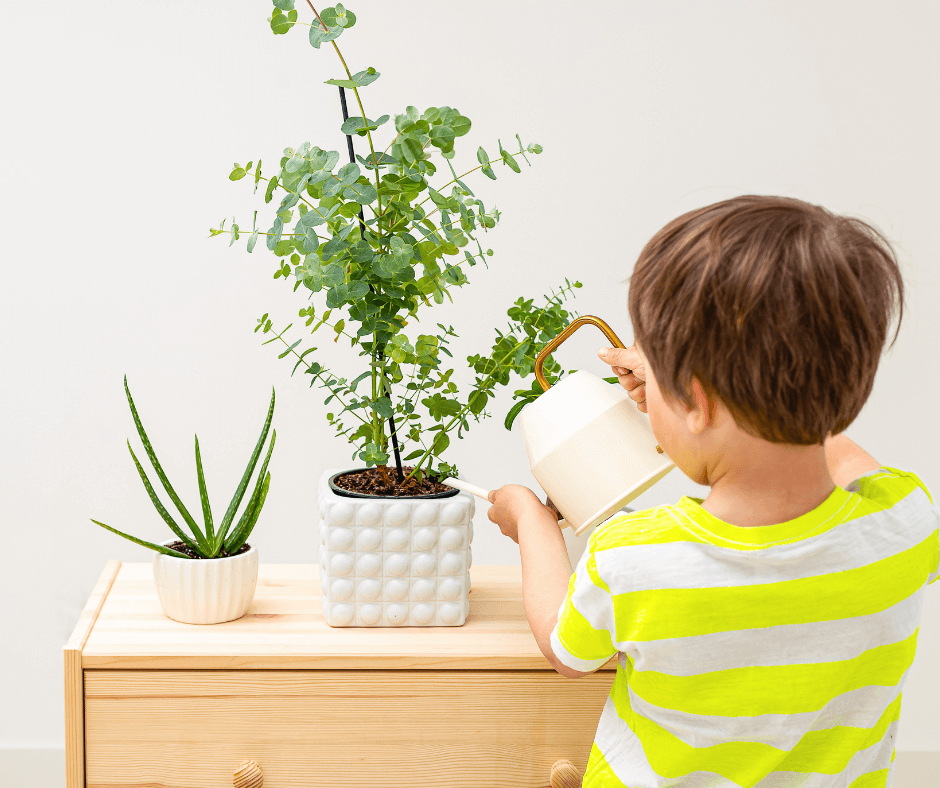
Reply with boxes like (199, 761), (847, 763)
(328, 468), (459, 500)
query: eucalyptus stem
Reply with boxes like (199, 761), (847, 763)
(401, 301), (561, 483)
(266, 329), (370, 425)
(409, 147), (529, 214)
(305, 1), (384, 228)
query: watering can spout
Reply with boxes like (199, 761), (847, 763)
(519, 316), (675, 535)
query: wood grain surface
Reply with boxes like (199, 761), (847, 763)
(81, 563), (619, 671)
(63, 559), (121, 788)
(85, 669), (613, 788)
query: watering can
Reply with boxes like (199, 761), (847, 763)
(445, 316), (675, 536)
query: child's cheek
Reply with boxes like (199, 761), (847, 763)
(647, 392), (693, 476)
(645, 391), (674, 453)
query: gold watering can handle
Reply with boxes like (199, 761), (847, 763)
(534, 315), (626, 392)
(533, 315), (664, 455)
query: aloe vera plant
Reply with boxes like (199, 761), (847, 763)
(90, 378), (276, 559)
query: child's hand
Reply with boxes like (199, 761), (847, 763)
(487, 485), (558, 544)
(598, 345), (647, 412)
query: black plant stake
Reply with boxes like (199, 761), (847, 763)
(338, 85), (405, 483)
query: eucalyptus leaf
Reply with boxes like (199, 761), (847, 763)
(322, 161), (360, 197)
(300, 203), (337, 227)
(321, 235), (349, 260)
(499, 139), (521, 173)
(504, 400), (527, 430)
(299, 259), (323, 292)
(429, 125), (455, 150)
(340, 115), (389, 136)
(335, 5), (356, 28)
(336, 221), (358, 240)
(302, 227), (320, 253)
(352, 67), (379, 87)
(452, 115), (471, 136)
(266, 217), (283, 250)
(285, 144), (310, 173)
(372, 397), (394, 419)
(356, 151), (397, 170)
(322, 263), (346, 287)
(344, 182), (377, 205)
(264, 176), (278, 203)
(309, 23), (343, 48)
(270, 7), (297, 34)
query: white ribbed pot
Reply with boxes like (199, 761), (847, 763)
(318, 468), (474, 627)
(152, 540), (259, 624)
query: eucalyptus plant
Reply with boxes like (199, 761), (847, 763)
(210, 2), (579, 487)
(90, 379), (276, 559)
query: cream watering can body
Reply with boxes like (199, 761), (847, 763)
(519, 317), (675, 535)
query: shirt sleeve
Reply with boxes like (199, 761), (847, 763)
(550, 533), (619, 672)
(847, 467), (939, 586)
(929, 538), (939, 586)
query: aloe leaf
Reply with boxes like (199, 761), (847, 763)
(124, 376), (207, 549)
(127, 441), (203, 554)
(225, 472), (270, 555)
(221, 431), (275, 553)
(214, 388), (276, 550)
(195, 435), (215, 548)
(90, 519), (194, 558)
(224, 430), (276, 553)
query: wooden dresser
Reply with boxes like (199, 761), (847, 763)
(65, 562), (615, 787)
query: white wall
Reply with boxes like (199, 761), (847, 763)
(1, 0), (937, 757)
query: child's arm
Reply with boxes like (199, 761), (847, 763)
(486, 485), (587, 678)
(825, 434), (880, 488)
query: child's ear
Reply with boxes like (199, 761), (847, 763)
(685, 377), (713, 435)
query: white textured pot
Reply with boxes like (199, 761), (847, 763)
(152, 540), (259, 624)
(318, 469), (474, 627)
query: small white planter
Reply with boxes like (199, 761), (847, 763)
(152, 540), (259, 624)
(318, 469), (474, 627)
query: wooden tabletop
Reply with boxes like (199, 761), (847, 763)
(79, 563), (617, 671)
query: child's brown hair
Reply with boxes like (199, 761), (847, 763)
(628, 195), (904, 444)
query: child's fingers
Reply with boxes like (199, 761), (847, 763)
(626, 382), (647, 407)
(598, 346), (643, 373)
(626, 383), (646, 401)
(618, 371), (641, 391)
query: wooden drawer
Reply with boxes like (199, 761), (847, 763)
(85, 670), (612, 787)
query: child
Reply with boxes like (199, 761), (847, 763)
(487, 195), (939, 787)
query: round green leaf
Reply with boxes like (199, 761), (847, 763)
(452, 115), (471, 137)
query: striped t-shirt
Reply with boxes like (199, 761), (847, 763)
(551, 467), (939, 788)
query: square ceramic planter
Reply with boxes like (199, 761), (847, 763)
(318, 469), (474, 626)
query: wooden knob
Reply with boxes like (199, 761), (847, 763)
(550, 758), (581, 788)
(233, 759), (263, 788)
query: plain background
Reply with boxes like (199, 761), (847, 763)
(1, 0), (938, 776)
